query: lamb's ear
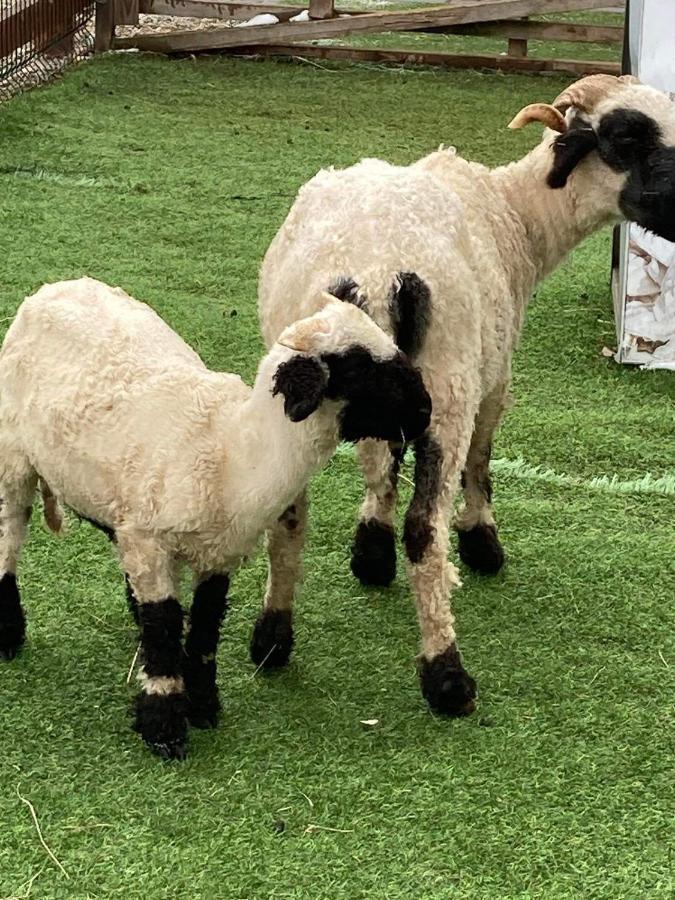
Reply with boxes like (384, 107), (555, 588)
(272, 356), (328, 422)
(547, 124), (598, 189)
(277, 317), (331, 353)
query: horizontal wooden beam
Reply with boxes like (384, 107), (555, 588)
(138, 0), (310, 18)
(435, 20), (624, 43)
(113, 0), (625, 51)
(226, 42), (622, 76)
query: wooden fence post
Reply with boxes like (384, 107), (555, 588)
(508, 37), (528, 56)
(115, 0), (140, 25)
(309, 0), (335, 20)
(95, 0), (116, 51)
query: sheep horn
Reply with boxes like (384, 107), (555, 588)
(508, 103), (567, 133)
(552, 74), (629, 114)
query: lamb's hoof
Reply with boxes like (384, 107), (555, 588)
(419, 645), (477, 717)
(148, 739), (188, 761)
(350, 519), (396, 587)
(184, 659), (221, 729)
(188, 708), (219, 730)
(457, 524), (505, 575)
(0, 573), (26, 660)
(135, 692), (188, 760)
(250, 609), (294, 669)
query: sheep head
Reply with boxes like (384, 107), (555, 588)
(510, 74), (675, 241)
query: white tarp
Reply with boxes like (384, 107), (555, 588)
(615, 0), (675, 369)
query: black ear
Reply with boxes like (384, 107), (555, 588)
(272, 356), (328, 422)
(547, 125), (598, 189)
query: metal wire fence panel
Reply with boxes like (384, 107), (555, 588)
(1, 0), (95, 99)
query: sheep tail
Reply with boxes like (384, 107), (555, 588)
(40, 479), (63, 534)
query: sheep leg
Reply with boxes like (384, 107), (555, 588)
(118, 533), (188, 760)
(184, 573), (229, 729)
(350, 439), (402, 587)
(0, 467), (37, 660)
(250, 492), (307, 670)
(403, 412), (478, 716)
(455, 385), (509, 574)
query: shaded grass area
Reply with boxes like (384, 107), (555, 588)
(0, 54), (673, 898)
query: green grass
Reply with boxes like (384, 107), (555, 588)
(0, 52), (674, 899)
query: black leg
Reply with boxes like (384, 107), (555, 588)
(350, 442), (402, 587)
(184, 574), (229, 729)
(0, 573), (26, 660)
(134, 597), (188, 760)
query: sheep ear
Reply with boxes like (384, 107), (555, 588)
(272, 356), (328, 422)
(277, 317), (331, 353)
(547, 124), (598, 189)
(508, 103), (567, 134)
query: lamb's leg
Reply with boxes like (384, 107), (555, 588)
(403, 405), (478, 716)
(455, 384), (509, 575)
(0, 467), (37, 660)
(118, 533), (187, 760)
(250, 492), (307, 670)
(350, 439), (402, 587)
(184, 573), (229, 729)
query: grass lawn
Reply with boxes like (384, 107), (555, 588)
(0, 51), (673, 899)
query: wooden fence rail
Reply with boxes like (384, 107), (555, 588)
(99, 0), (625, 77)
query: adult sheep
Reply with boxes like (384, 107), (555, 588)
(255, 74), (675, 716)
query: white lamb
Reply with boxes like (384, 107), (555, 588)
(255, 74), (675, 716)
(0, 277), (431, 759)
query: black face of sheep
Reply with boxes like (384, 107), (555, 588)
(547, 107), (675, 242)
(596, 109), (675, 242)
(272, 348), (432, 442)
(324, 347), (432, 443)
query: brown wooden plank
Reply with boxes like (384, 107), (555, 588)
(227, 42), (622, 76)
(138, 0), (308, 17)
(430, 21), (623, 43)
(309, 0), (335, 19)
(115, 0), (140, 25)
(112, 0), (626, 51)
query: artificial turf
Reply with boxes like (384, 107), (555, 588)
(0, 51), (673, 899)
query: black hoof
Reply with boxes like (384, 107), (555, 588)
(250, 609), (294, 669)
(148, 739), (188, 761)
(350, 519), (396, 587)
(188, 708), (219, 730)
(184, 658), (221, 729)
(419, 645), (477, 717)
(0, 573), (26, 660)
(457, 524), (505, 575)
(135, 691), (188, 758)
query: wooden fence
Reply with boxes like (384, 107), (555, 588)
(99, 0), (625, 76)
(1, 0), (93, 75)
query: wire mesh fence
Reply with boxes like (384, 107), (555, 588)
(1, 0), (95, 100)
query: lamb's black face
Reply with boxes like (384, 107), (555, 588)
(323, 347), (431, 443)
(597, 109), (675, 242)
(549, 107), (675, 241)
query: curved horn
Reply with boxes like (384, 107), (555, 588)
(552, 74), (626, 113)
(508, 103), (567, 133)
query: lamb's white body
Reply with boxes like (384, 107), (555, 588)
(0, 278), (339, 575)
(258, 75), (675, 715)
(0, 277), (430, 758)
